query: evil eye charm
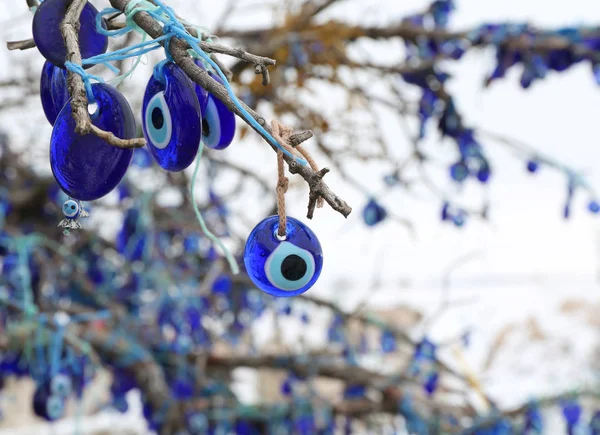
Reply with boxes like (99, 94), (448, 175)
(40, 60), (69, 125)
(201, 72), (236, 150)
(58, 199), (86, 230)
(32, 0), (108, 69)
(62, 199), (80, 219)
(33, 385), (65, 421)
(50, 83), (136, 201)
(50, 374), (72, 398)
(142, 63), (202, 171)
(243, 216), (323, 297)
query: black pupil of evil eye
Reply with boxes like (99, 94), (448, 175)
(281, 255), (307, 281)
(152, 107), (164, 129)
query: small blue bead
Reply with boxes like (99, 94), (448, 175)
(452, 212), (466, 227)
(362, 198), (387, 226)
(527, 160), (539, 173)
(243, 216), (323, 297)
(588, 200), (600, 214)
(449, 161), (469, 182)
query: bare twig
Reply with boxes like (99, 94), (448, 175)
(6, 39), (36, 51)
(60, 0), (145, 149)
(109, 0), (352, 219)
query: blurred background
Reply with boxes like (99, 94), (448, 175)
(1, 0), (600, 433)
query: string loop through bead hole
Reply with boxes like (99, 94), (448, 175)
(87, 102), (99, 117)
(274, 228), (287, 241)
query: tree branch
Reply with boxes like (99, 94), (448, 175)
(109, 0), (352, 219)
(60, 0), (145, 149)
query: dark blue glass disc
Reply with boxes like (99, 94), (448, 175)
(50, 83), (136, 201)
(32, 0), (108, 69)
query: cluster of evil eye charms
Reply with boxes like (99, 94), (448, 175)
(35, 0), (237, 234)
(33, 374), (72, 421)
(141, 61), (236, 171)
(243, 216), (323, 297)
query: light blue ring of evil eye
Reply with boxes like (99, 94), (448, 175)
(141, 62), (202, 172)
(264, 241), (315, 292)
(202, 97), (221, 147)
(50, 374), (72, 397)
(144, 93), (172, 149)
(62, 200), (80, 219)
(46, 395), (65, 420)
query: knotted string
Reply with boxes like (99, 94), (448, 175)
(270, 120), (325, 235)
(270, 120), (295, 238)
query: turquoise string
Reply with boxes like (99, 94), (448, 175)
(135, 0), (308, 166)
(64, 62), (103, 103)
(190, 141), (239, 275)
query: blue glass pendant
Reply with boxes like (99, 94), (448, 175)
(40, 60), (69, 125)
(58, 199), (88, 230)
(50, 83), (136, 201)
(33, 384), (66, 421)
(32, 0), (108, 69)
(243, 216), (323, 297)
(362, 198), (387, 226)
(142, 63), (202, 172)
(202, 72), (236, 150)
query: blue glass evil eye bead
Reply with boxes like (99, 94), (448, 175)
(202, 72), (236, 150)
(142, 63), (202, 172)
(50, 83), (136, 201)
(32, 0), (108, 69)
(243, 216), (323, 297)
(40, 61), (69, 125)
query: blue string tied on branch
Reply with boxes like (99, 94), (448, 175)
(119, 0), (308, 166)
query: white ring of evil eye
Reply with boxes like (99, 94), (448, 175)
(144, 92), (172, 150)
(264, 241), (315, 291)
(62, 200), (80, 218)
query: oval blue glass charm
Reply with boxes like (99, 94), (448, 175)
(142, 63), (202, 171)
(32, 0), (108, 69)
(202, 72), (236, 150)
(50, 83), (136, 201)
(40, 60), (69, 125)
(244, 216), (323, 297)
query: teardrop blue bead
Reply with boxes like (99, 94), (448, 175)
(50, 83), (136, 201)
